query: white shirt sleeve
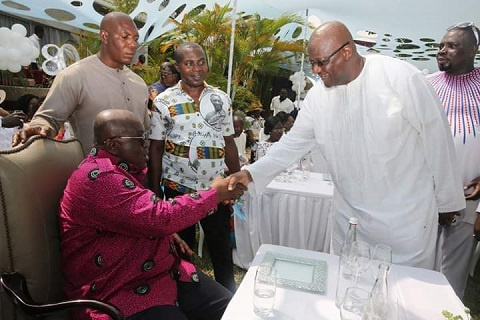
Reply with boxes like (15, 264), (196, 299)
(246, 104), (317, 194)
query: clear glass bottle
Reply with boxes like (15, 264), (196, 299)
(335, 217), (358, 307)
(367, 264), (389, 320)
(341, 217), (358, 259)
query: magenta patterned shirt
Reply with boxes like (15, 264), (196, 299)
(59, 148), (218, 320)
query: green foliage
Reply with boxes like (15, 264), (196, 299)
(74, 31), (101, 59)
(111, 0), (138, 14)
(146, 3), (304, 109)
(232, 86), (260, 113)
(442, 308), (472, 320)
(131, 64), (160, 86)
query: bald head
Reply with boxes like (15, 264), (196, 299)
(100, 12), (133, 31)
(94, 109), (143, 145)
(98, 12), (139, 69)
(310, 21), (353, 47)
(307, 21), (363, 87)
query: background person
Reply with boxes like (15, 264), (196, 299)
(255, 115), (284, 161)
(13, 12), (150, 155)
(269, 88), (294, 115)
(15, 94), (40, 121)
(428, 22), (480, 298)
(275, 111), (295, 133)
(149, 61), (181, 100)
(28, 25), (44, 68)
(228, 21), (465, 269)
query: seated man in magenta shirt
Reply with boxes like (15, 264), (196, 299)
(59, 109), (244, 320)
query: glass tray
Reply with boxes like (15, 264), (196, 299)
(260, 251), (327, 294)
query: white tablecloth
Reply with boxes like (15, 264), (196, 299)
(233, 173), (334, 269)
(224, 244), (468, 320)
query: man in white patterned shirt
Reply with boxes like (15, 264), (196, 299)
(149, 42), (240, 292)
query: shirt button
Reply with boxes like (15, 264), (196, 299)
(95, 254), (103, 267)
(127, 98), (130, 101)
(90, 282), (97, 292)
(191, 273), (199, 282)
(142, 260), (155, 272)
(122, 81), (125, 84)
(134, 285), (150, 295)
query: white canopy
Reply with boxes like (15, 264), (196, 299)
(1, 0), (479, 72)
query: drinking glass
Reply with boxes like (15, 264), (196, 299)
(348, 241), (371, 283)
(299, 154), (312, 181)
(340, 287), (371, 320)
(370, 244), (392, 279)
(253, 265), (276, 317)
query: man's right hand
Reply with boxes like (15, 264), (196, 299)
(227, 170), (252, 191)
(12, 126), (53, 147)
(211, 177), (247, 204)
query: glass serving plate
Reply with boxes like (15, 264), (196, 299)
(260, 251), (328, 294)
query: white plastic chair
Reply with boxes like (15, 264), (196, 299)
(197, 222), (205, 258)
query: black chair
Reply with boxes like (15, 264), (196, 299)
(0, 136), (125, 320)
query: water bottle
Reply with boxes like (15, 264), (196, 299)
(366, 264), (389, 320)
(341, 217), (358, 259)
(335, 217), (358, 307)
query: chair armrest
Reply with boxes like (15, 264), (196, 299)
(1, 272), (126, 320)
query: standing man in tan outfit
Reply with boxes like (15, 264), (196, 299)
(13, 12), (149, 155)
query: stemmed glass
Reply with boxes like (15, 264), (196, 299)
(348, 241), (371, 283)
(370, 244), (392, 279)
(340, 287), (371, 320)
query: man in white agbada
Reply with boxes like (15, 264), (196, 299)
(228, 21), (465, 269)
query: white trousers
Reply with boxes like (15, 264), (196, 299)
(435, 200), (478, 298)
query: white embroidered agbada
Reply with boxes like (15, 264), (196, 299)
(246, 55), (465, 269)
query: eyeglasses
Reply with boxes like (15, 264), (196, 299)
(101, 132), (149, 145)
(447, 22), (479, 46)
(309, 41), (350, 68)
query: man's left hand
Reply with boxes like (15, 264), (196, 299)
(172, 233), (194, 257)
(438, 211), (461, 227)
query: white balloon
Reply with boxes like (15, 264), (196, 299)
(0, 27), (11, 43)
(30, 47), (40, 59)
(7, 62), (21, 73)
(7, 48), (21, 62)
(11, 24), (27, 37)
(0, 59), (8, 70)
(9, 32), (22, 45)
(19, 38), (33, 57)
(20, 57), (31, 66)
(42, 59), (60, 76)
(0, 46), (6, 61)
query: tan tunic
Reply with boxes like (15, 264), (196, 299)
(28, 54), (150, 155)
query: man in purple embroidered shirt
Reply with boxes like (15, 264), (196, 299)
(428, 22), (480, 298)
(59, 109), (244, 320)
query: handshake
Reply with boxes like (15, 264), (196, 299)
(210, 170), (253, 204)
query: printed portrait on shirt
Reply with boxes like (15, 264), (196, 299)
(200, 92), (228, 131)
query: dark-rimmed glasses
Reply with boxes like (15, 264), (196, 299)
(309, 41), (350, 68)
(447, 22), (479, 46)
(101, 132), (148, 145)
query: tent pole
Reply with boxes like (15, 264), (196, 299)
(226, 0), (238, 98)
(297, 8), (309, 109)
